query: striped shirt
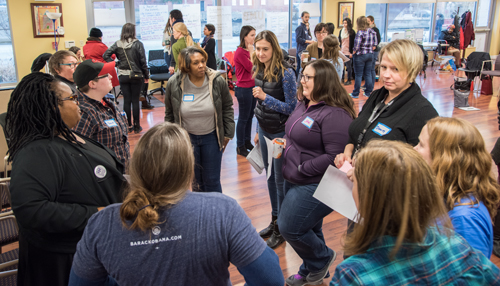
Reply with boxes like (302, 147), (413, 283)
(73, 93), (130, 167)
(353, 29), (378, 56)
(330, 228), (500, 285)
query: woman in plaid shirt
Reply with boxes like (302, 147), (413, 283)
(330, 140), (500, 285)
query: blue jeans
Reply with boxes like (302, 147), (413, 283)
(352, 53), (374, 97)
(189, 131), (223, 193)
(371, 51), (379, 85)
(343, 56), (353, 81)
(278, 180), (334, 276)
(258, 126), (285, 217)
(164, 52), (171, 68)
(235, 87), (257, 148)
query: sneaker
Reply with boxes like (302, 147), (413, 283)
(236, 146), (249, 157)
(245, 140), (254, 151)
(343, 80), (352, 86)
(306, 251), (337, 283)
(349, 93), (359, 99)
(286, 274), (322, 286)
(361, 85), (366, 90)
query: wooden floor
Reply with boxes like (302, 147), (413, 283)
(4, 67), (500, 285)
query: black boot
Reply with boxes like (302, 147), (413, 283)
(259, 216), (276, 238)
(245, 140), (254, 151)
(141, 101), (154, 110)
(267, 222), (285, 249)
(237, 146), (249, 157)
(134, 121), (143, 134)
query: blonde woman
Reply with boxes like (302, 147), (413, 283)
(169, 22), (194, 74)
(330, 140), (500, 285)
(414, 117), (500, 258)
(69, 123), (284, 286)
(252, 30), (297, 249)
(321, 35), (344, 81)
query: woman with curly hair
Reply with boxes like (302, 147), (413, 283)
(415, 117), (500, 258)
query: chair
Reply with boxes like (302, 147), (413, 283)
(146, 50), (171, 99)
(287, 48), (297, 70)
(481, 56), (500, 96)
(458, 52), (491, 91)
(222, 51), (237, 89)
(0, 248), (18, 285)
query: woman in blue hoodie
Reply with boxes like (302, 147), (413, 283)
(279, 59), (356, 286)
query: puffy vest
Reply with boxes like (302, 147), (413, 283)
(254, 67), (289, 134)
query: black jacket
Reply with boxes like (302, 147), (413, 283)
(339, 29), (356, 54)
(254, 62), (292, 134)
(202, 38), (217, 70)
(466, 52), (491, 71)
(348, 83), (438, 150)
(10, 135), (126, 253)
(439, 30), (460, 50)
(103, 39), (149, 79)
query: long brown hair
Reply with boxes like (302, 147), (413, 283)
(252, 30), (286, 82)
(426, 117), (500, 220)
(356, 16), (368, 31)
(298, 60), (356, 119)
(345, 140), (451, 258)
(321, 35), (340, 62)
(120, 23), (136, 42)
(163, 18), (172, 34)
(120, 122), (194, 231)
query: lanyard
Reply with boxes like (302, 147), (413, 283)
(354, 97), (395, 154)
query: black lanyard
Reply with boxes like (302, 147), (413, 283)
(354, 97), (395, 154)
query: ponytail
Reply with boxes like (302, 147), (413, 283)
(120, 188), (159, 231)
(185, 35), (194, 47)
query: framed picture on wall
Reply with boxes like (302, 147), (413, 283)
(31, 3), (64, 38)
(339, 2), (354, 27)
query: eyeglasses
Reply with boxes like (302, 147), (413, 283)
(60, 94), (78, 103)
(316, 31), (328, 35)
(95, 74), (109, 80)
(300, 74), (315, 83)
(59, 63), (79, 69)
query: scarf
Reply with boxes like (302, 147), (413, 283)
(341, 27), (349, 40)
(201, 35), (213, 47)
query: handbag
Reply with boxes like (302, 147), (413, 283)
(123, 45), (143, 79)
(481, 76), (493, 95)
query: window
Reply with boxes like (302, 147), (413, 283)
(366, 4), (387, 42)
(386, 3), (434, 42)
(291, 0), (321, 50)
(476, 0), (491, 27)
(434, 2), (476, 41)
(93, 1), (127, 48)
(0, 0), (16, 85)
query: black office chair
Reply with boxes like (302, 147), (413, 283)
(147, 50), (171, 99)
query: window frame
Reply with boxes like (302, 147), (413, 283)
(0, 0), (18, 87)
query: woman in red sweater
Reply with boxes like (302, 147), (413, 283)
(83, 27), (119, 88)
(234, 26), (256, 157)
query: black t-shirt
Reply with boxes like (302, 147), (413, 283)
(317, 47), (323, 59)
(347, 83), (438, 153)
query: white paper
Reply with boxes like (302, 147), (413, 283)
(267, 12), (289, 43)
(242, 10), (266, 34)
(313, 165), (358, 222)
(298, 3), (321, 17)
(264, 137), (274, 180)
(246, 142), (264, 174)
(458, 106), (480, 111)
(139, 5), (169, 41)
(173, 4), (202, 39)
(207, 7), (233, 40)
(339, 162), (352, 173)
(261, 0), (266, 5)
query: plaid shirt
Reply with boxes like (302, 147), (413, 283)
(73, 93), (130, 166)
(353, 28), (378, 56)
(331, 228), (500, 285)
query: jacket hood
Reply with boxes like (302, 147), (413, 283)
(179, 68), (221, 88)
(117, 39), (138, 49)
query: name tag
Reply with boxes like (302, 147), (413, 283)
(183, 94), (194, 102)
(120, 111), (127, 119)
(301, 116), (314, 129)
(372, 122), (392, 136)
(104, 119), (118, 128)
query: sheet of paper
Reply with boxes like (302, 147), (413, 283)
(264, 136), (273, 180)
(313, 165), (358, 222)
(267, 12), (289, 43)
(242, 10), (266, 33)
(246, 142), (264, 174)
(173, 4), (201, 38)
(339, 161), (352, 173)
(206, 6), (232, 40)
(139, 5), (169, 41)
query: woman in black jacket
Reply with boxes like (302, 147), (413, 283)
(7, 72), (125, 286)
(104, 23), (149, 134)
(339, 18), (356, 85)
(201, 24), (217, 70)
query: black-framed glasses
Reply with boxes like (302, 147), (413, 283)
(60, 94), (78, 103)
(59, 63), (79, 69)
(300, 74), (315, 83)
(95, 74), (109, 80)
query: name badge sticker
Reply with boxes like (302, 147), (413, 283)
(183, 94), (195, 102)
(301, 116), (314, 129)
(104, 119), (118, 128)
(372, 122), (392, 136)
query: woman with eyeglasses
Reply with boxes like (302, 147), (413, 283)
(252, 30), (297, 249)
(104, 23), (149, 134)
(48, 50), (80, 95)
(7, 72), (126, 286)
(279, 59), (355, 286)
(302, 23), (328, 63)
